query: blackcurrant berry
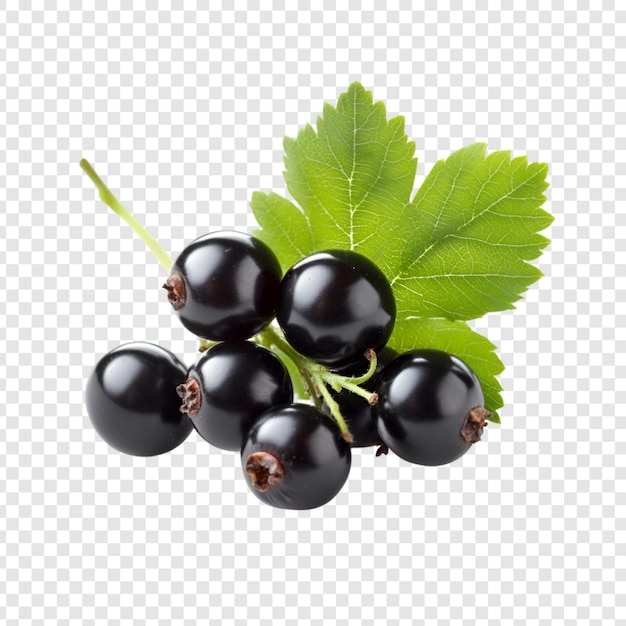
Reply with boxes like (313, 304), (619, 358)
(375, 349), (490, 466)
(276, 249), (396, 367)
(177, 341), (293, 451)
(321, 347), (398, 447)
(85, 342), (193, 456)
(241, 403), (351, 510)
(164, 231), (282, 341)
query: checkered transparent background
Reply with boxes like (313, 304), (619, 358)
(1, 2), (623, 625)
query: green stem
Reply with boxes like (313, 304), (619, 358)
(270, 343), (318, 406)
(79, 159), (173, 272)
(310, 370), (353, 442)
(333, 378), (378, 405)
(256, 326), (382, 439)
(342, 348), (378, 385)
(257, 325), (321, 407)
(294, 364), (320, 407)
(259, 325), (305, 370)
(198, 338), (218, 352)
(323, 349), (378, 405)
(258, 325), (355, 439)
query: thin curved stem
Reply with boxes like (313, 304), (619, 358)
(256, 326), (384, 439)
(80, 159), (173, 272)
(342, 349), (378, 385)
(333, 379), (378, 405)
(256, 325), (321, 408)
(323, 349), (379, 404)
(309, 370), (353, 442)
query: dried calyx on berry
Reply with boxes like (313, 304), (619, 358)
(165, 231), (282, 342)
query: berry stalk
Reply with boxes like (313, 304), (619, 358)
(257, 325), (320, 408)
(308, 371), (353, 442)
(323, 349), (379, 404)
(79, 159), (173, 272)
(258, 325), (379, 442)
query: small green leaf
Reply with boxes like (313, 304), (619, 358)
(388, 317), (504, 423)
(385, 143), (552, 320)
(250, 191), (314, 272)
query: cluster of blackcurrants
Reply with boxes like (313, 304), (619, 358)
(86, 231), (490, 510)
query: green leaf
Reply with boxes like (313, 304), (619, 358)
(250, 82), (553, 423)
(250, 191), (315, 272)
(388, 317), (505, 423)
(386, 143), (552, 320)
(251, 82), (417, 270)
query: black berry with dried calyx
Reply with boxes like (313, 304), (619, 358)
(241, 403), (351, 510)
(178, 341), (293, 451)
(164, 231), (282, 341)
(85, 342), (193, 456)
(375, 349), (489, 466)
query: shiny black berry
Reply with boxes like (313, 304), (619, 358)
(375, 349), (490, 466)
(177, 342), (293, 451)
(276, 249), (396, 367)
(85, 342), (193, 456)
(241, 404), (351, 510)
(322, 347), (397, 447)
(164, 231), (282, 341)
